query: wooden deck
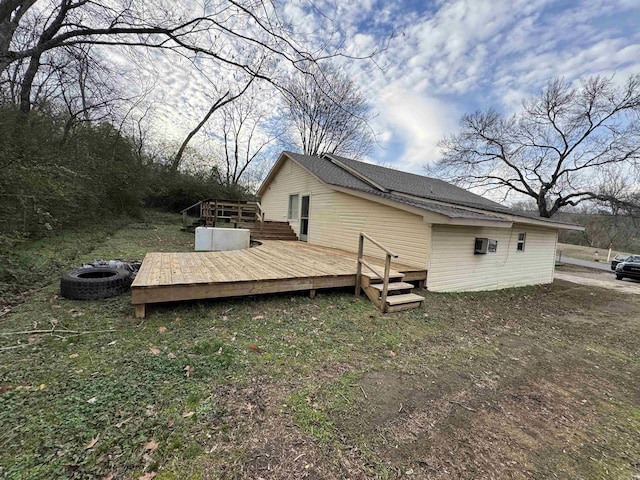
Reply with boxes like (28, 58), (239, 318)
(131, 241), (427, 317)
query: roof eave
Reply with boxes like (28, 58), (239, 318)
(256, 151), (290, 197)
(447, 218), (513, 228)
(507, 215), (585, 231)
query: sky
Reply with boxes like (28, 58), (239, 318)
(314, 0), (640, 172)
(131, 0), (640, 175)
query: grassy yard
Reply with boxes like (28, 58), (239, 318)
(1, 214), (639, 479)
(557, 242), (627, 262)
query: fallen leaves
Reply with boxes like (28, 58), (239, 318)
(167, 352), (176, 359)
(137, 473), (156, 480)
(85, 434), (99, 450)
(252, 315), (264, 320)
(69, 353), (79, 358)
(182, 411), (195, 418)
(157, 326), (167, 333)
(115, 416), (133, 428)
(149, 347), (161, 355)
(142, 439), (159, 454)
(184, 365), (194, 378)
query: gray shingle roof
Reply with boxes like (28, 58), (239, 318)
(285, 152), (510, 217)
(325, 153), (512, 213)
(283, 152), (375, 192)
(272, 152), (581, 229)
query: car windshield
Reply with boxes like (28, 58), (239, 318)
(625, 255), (640, 263)
(615, 254), (630, 261)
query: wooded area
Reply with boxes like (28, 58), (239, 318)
(0, 0), (377, 239)
(0, 0), (379, 303)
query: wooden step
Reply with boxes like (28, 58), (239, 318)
(385, 293), (425, 306)
(368, 282), (414, 293)
(362, 270), (404, 283)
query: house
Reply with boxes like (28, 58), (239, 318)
(257, 151), (583, 292)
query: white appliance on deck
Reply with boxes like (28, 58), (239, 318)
(195, 227), (250, 251)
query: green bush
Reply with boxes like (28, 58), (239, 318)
(0, 106), (253, 239)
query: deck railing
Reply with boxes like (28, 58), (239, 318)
(180, 199), (262, 229)
(355, 232), (398, 313)
(180, 200), (204, 230)
(254, 201), (264, 231)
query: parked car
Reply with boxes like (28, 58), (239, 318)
(615, 255), (640, 280)
(611, 253), (631, 270)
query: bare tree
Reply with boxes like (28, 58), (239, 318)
(431, 75), (640, 217)
(215, 83), (280, 186)
(282, 63), (374, 159)
(171, 75), (258, 173)
(0, 0), (379, 115)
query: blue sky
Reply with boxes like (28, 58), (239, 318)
(140, 0), (640, 176)
(296, 0), (640, 172)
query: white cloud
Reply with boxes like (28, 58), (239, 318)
(376, 88), (459, 171)
(101, 0), (640, 177)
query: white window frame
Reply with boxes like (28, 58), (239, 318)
(516, 232), (526, 252)
(288, 194), (299, 221)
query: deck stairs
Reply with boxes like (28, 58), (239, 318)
(237, 221), (298, 241)
(360, 269), (425, 313)
(355, 233), (425, 313)
(180, 200), (297, 241)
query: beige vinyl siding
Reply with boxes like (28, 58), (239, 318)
(261, 158), (333, 236)
(260, 157), (431, 268)
(311, 190), (430, 268)
(427, 224), (558, 292)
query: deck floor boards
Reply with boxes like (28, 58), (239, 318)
(131, 240), (426, 315)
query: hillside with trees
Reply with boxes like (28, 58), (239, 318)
(0, 0), (377, 240)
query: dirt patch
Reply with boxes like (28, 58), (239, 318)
(338, 365), (639, 479)
(200, 378), (373, 480)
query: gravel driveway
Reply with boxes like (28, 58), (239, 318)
(555, 268), (640, 295)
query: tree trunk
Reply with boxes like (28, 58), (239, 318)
(0, 0), (36, 77)
(18, 51), (39, 114)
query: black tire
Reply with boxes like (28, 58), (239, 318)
(615, 274), (623, 280)
(60, 267), (132, 300)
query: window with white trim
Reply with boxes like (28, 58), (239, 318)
(516, 232), (526, 251)
(288, 194), (299, 220)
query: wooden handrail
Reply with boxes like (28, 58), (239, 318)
(181, 200), (203, 230)
(355, 232), (398, 313)
(180, 200), (203, 214)
(359, 259), (383, 279)
(254, 202), (264, 231)
(360, 232), (398, 258)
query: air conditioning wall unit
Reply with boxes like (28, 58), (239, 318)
(474, 238), (498, 254)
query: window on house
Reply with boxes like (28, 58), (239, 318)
(288, 194), (299, 220)
(517, 232), (526, 251)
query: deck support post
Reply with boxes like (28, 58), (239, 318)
(309, 289), (316, 299)
(381, 254), (391, 313)
(134, 304), (146, 319)
(355, 234), (364, 296)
